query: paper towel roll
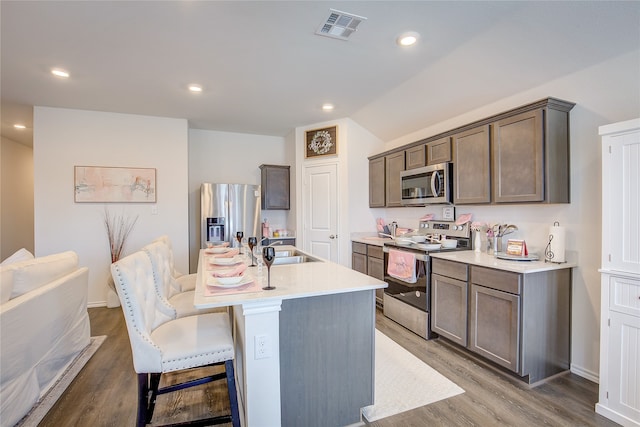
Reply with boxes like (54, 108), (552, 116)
(546, 223), (566, 263)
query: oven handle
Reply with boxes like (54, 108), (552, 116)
(383, 246), (430, 262)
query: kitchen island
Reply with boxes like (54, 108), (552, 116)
(194, 247), (387, 427)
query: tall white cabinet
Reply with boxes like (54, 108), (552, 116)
(597, 118), (640, 427)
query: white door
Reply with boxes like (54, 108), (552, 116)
(303, 163), (338, 262)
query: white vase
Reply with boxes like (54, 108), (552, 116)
(106, 275), (120, 308)
(474, 231), (482, 253)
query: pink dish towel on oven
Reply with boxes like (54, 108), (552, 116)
(387, 249), (417, 284)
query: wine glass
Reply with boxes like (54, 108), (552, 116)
(236, 231), (244, 254)
(248, 237), (257, 267)
(262, 246), (276, 290)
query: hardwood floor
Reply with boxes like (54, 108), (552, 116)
(39, 307), (616, 427)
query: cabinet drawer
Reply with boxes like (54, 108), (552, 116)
(367, 245), (384, 259)
(471, 266), (521, 295)
(352, 242), (367, 255)
(610, 275), (640, 316)
(432, 258), (468, 281)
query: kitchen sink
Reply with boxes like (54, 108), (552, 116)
(273, 250), (320, 265)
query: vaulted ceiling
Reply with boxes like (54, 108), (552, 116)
(2, 1), (639, 147)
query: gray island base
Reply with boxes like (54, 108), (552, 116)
(194, 247), (386, 426)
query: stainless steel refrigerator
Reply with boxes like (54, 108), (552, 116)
(200, 183), (261, 248)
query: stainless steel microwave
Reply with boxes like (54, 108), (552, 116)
(400, 162), (453, 206)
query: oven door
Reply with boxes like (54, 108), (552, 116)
(382, 246), (436, 339)
(383, 249), (428, 309)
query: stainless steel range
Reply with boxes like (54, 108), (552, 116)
(382, 220), (471, 339)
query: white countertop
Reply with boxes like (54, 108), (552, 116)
(194, 247), (387, 309)
(429, 250), (577, 274)
(350, 234), (391, 247)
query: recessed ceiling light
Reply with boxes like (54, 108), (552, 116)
(188, 84), (203, 93)
(322, 104), (335, 111)
(14, 124), (26, 129)
(397, 32), (420, 46)
(51, 68), (70, 78)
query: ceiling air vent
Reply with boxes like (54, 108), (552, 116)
(315, 9), (367, 41)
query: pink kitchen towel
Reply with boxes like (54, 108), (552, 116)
(387, 249), (417, 284)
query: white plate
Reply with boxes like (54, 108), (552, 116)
(208, 274), (253, 288)
(496, 252), (540, 261)
(211, 256), (240, 265)
(206, 247), (229, 254)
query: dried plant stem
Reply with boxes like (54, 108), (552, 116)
(104, 208), (138, 264)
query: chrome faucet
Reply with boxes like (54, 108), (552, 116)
(259, 237), (284, 247)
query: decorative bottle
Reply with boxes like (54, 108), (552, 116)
(474, 231), (482, 253)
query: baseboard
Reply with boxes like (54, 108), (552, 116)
(87, 301), (106, 308)
(596, 403), (640, 427)
(570, 363), (599, 383)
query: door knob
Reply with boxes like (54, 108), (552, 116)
(329, 235), (336, 239)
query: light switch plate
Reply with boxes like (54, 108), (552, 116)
(442, 206), (455, 221)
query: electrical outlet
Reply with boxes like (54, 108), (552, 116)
(254, 334), (271, 359)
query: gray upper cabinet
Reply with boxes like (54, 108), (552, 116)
(405, 145), (426, 170)
(426, 137), (452, 165)
(453, 125), (491, 204)
(492, 110), (544, 203)
(385, 151), (405, 207)
(367, 97), (574, 207)
(259, 164), (290, 210)
(368, 157), (385, 208)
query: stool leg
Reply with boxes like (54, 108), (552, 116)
(137, 373), (149, 427)
(225, 360), (241, 427)
(147, 373), (162, 424)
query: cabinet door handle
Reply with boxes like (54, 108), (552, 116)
(329, 235), (337, 239)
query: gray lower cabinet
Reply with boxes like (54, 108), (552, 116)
(367, 245), (384, 306)
(432, 258), (572, 384)
(352, 242), (367, 275)
(431, 259), (469, 346)
(368, 157), (385, 208)
(279, 291), (375, 427)
(352, 242), (385, 307)
(469, 283), (520, 372)
(432, 273), (468, 346)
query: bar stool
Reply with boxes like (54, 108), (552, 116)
(143, 240), (223, 317)
(152, 235), (197, 291)
(111, 250), (240, 427)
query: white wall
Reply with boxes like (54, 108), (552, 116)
(366, 49), (640, 381)
(33, 107), (189, 306)
(0, 137), (34, 260)
(188, 129), (293, 272)
(295, 118), (384, 266)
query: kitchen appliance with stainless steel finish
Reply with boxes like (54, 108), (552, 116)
(201, 183), (261, 248)
(383, 220), (471, 339)
(400, 162), (453, 206)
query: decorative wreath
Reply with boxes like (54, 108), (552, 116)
(308, 130), (334, 155)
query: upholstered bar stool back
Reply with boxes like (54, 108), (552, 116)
(142, 240), (223, 318)
(111, 251), (240, 427)
(152, 235), (197, 292)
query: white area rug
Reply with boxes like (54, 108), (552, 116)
(16, 335), (106, 427)
(361, 330), (464, 422)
